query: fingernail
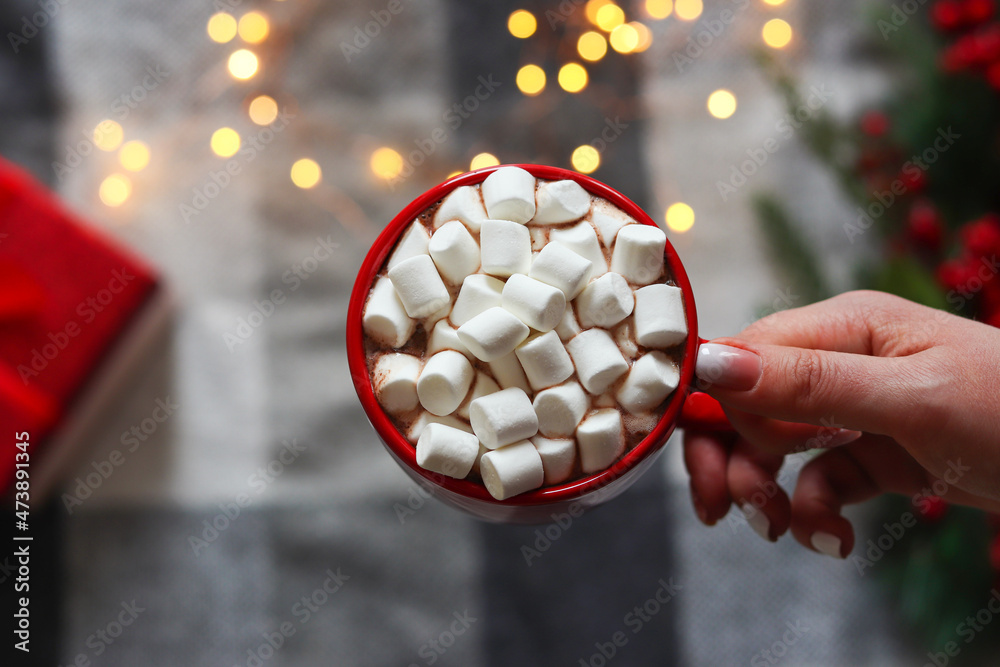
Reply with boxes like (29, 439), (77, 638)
(691, 489), (711, 526)
(811, 532), (844, 559)
(819, 429), (863, 449)
(696, 343), (762, 391)
(740, 502), (773, 542)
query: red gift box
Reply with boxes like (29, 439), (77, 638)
(0, 156), (170, 498)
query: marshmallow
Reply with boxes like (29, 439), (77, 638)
(457, 306), (530, 362)
(480, 219), (532, 278)
(634, 284), (688, 348)
(567, 329), (629, 395)
(429, 220), (480, 285)
(457, 371), (501, 420)
(555, 306), (582, 342)
(416, 423), (480, 479)
(502, 274), (566, 332)
(423, 301), (453, 331)
(530, 225), (548, 252)
(488, 352), (532, 394)
(481, 166), (536, 223)
(577, 409), (625, 474)
(363, 276), (416, 348)
(470, 387), (538, 450)
(450, 274), (504, 326)
(613, 320), (639, 360)
(433, 185), (488, 232)
(593, 392), (618, 408)
(416, 350), (474, 416)
(590, 200), (635, 247)
(610, 224), (666, 286)
(387, 255), (451, 319)
(532, 381), (588, 437)
(616, 351), (680, 414)
(480, 440), (545, 500)
(406, 412), (473, 444)
(532, 179), (591, 224)
(515, 331), (574, 391)
(529, 241), (593, 300)
(549, 221), (607, 279)
(373, 353), (422, 415)
(530, 436), (577, 485)
(387, 221), (431, 270)
(427, 319), (474, 360)
(575, 272), (634, 329)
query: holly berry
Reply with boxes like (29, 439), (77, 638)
(933, 0), (965, 31)
(988, 61), (1000, 90)
(907, 200), (944, 251)
(920, 495), (948, 521)
(963, 0), (996, 24)
(937, 257), (979, 292)
(900, 167), (928, 193)
(990, 534), (1000, 570)
(960, 214), (1000, 257)
(860, 111), (890, 138)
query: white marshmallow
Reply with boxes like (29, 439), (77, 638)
(488, 352), (532, 394)
(610, 224), (666, 286)
(575, 272), (634, 329)
(363, 276), (416, 348)
(502, 274), (566, 332)
(450, 274), (504, 326)
(593, 392), (618, 408)
(387, 221), (431, 270)
(555, 306), (582, 342)
(616, 351), (680, 414)
(470, 387), (538, 450)
(480, 440), (545, 500)
(373, 353), (422, 416)
(427, 320), (474, 360)
(422, 301), (453, 331)
(530, 436), (577, 485)
(529, 241), (593, 300)
(457, 306), (529, 362)
(530, 226), (548, 252)
(577, 409), (625, 474)
(416, 423), (480, 479)
(549, 221), (607, 279)
(387, 255), (451, 319)
(480, 219), (532, 278)
(567, 329), (629, 395)
(406, 412), (473, 444)
(429, 220), (480, 285)
(532, 381), (588, 437)
(532, 180), (591, 224)
(457, 371), (501, 420)
(481, 166), (536, 223)
(634, 284), (688, 348)
(515, 331), (574, 391)
(433, 185), (488, 232)
(613, 320), (639, 361)
(590, 199), (635, 247)
(416, 350), (474, 416)
(471, 441), (489, 475)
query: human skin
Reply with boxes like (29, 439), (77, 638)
(684, 290), (1000, 558)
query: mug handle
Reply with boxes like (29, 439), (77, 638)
(676, 338), (735, 433)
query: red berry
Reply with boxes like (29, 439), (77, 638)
(961, 214), (1000, 257)
(964, 0), (996, 23)
(907, 201), (944, 251)
(937, 257), (980, 292)
(988, 61), (1000, 90)
(900, 168), (928, 193)
(920, 495), (948, 521)
(980, 279), (1000, 316)
(860, 111), (890, 138)
(933, 0), (965, 30)
(992, 536), (1000, 570)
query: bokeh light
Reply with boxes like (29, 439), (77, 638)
(762, 0), (787, 5)
(446, 170), (463, 179)
(99, 174), (132, 207)
(609, 23), (639, 53)
(228, 49), (259, 80)
(508, 10), (537, 38)
(707, 89), (737, 119)
(585, 0), (613, 25)
(210, 127), (241, 157)
(571, 145), (600, 174)
(645, 0), (673, 19)
(118, 140), (150, 171)
(516, 64), (547, 96)
(238, 11), (270, 44)
(558, 63), (588, 93)
(371, 147), (404, 180)
(595, 3), (626, 31)
(577, 31), (608, 61)
(631, 22), (653, 52)
(93, 120), (124, 152)
(207, 12), (237, 43)
(290, 158), (321, 189)
(248, 95), (279, 125)
(470, 153), (500, 170)
(674, 0), (703, 21)
(666, 202), (695, 233)
(763, 18), (793, 48)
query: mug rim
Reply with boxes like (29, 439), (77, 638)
(346, 164), (700, 507)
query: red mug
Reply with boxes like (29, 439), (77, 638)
(346, 164), (731, 524)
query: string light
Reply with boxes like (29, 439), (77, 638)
(630, 22), (653, 52)
(248, 95), (279, 125)
(666, 203), (695, 233)
(558, 63), (588, 93)
(595, 4), (626, 31)
(207, 12), (237, 43)
(238, 11), (270, 44)
(674, 0), (703, 21)
(210, 127), (241, 157)
(585, 0), (613, 25)
(762, 19), (793, 48)
(577, 31), (608, 61)
(707, 89), (737, 119)
(118, 140), (150, 171)
(645, 0), (673, 19)
(516, 64), (546, 96)
(290, 158), (321, 188)
(371, 147), (404, 179)
(470, 153), (500, 170)
(508, 10), (537, 38)
(609, 23), (639, 53)
(99, 174), (132, 207)
(93, 120), (124, 151)
(571, 145), (600, 173)
(228, 49), (259, 79)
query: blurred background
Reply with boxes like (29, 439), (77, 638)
(3, 0), (1000, 664)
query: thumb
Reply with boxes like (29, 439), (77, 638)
(694, 340), (916, 437)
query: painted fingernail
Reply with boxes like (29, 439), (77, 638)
(696, 343), (762, 391)
(740, 502), (773, 542)
(691, 489), (711, 526)
(811, 532), (844, 559)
